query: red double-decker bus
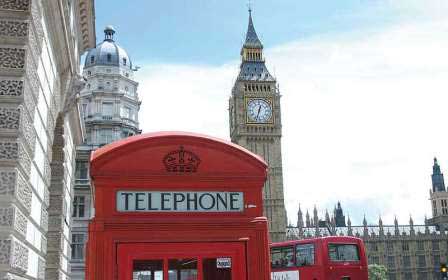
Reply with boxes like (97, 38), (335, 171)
(270, 236), (368, 280)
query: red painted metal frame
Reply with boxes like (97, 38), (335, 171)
(85, 132), (271, 280)
(118, 242), (246, 280)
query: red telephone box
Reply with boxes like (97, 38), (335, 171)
(86, 132), (271, 280)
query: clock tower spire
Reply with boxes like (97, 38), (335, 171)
(229, 9), (287, 242)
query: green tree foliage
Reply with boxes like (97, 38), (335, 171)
(368, 264), (388, 280)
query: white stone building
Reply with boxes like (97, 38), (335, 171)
(0, 0), (95, 279)
(70, 26), (141, 280)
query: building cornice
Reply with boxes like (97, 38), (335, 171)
(77, 0), (96, 53)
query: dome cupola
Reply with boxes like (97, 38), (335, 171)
(84, 26), (132, 70)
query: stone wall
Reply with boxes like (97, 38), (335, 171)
(0, 0), (94, 279)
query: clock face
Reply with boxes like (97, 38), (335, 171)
(246, 99), (273, 123)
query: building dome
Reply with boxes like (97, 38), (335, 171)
(84, 26), (132, 70)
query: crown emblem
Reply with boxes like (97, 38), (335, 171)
(163, 146), (201, 172)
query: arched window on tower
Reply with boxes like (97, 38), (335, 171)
(107, 53), (112, 62)
(90, 56), (94, 63)
(123, 58), (127, 66)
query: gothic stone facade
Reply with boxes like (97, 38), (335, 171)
(288, 159), (448, 280)
(288, 222), (446, 280)
(0, 1), (95, 279)
(229, 11), (288, 242)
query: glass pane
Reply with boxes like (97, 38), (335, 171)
(133, 260), (163, 280)
(168, 258), (198, 280)
(282, 247), (295, 267)
(328, 244), (360, 261)
(203, 258), (231, 280)
(270, 246), (294, 268)
(296, 243), (315, 266)
(270, 248), (282, 269)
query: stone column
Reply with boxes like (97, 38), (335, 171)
(46, 75), (84, 280)
(45, 115), (68, 280)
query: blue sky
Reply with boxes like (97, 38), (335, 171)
(95, 0), (416, 64)
(93, 1), (448, 226)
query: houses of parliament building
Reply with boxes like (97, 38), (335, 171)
(289, 158), (448, 280)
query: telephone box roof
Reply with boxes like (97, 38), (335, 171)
(90, 131), (267, 179)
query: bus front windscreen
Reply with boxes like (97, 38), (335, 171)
(328, 244), (360, 262)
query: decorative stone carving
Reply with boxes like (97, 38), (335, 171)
(13, 207), (27, 237)
(22, 81), (36, 116)
(0, 171), (15, 196)
(17, 142), (31, 173)
(0, 239), (11, 265)
(19, 108), (36, 153)
(41, 236), (47, 254)
(0, 21), (28, 37)
(16, 173), (31, 211)
(0, 142), (18, 159)
(40, 207), (48, 232)
(30, 0), (43, 42)
(48, 98), (58, 129)
(63, 75), (86, 114)
(11, 241), (28, 273)
(0, 80), (23, 96)
(44, 160), (51, 186)
(1, 273), (23, 280)
(24, 69), (39, 101)
(0, 0), (30, 11)
(0, 48), (25, 69)
(0, 207), (13, 227)
(38, 257), (45, 279)
(0, 108), (20, 129)
(43, 186), (49, 207)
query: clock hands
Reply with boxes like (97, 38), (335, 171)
(256, 105), (261, 121)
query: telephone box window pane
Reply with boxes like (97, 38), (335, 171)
(133, 260), (163, 280)
(168, 259), (198, 280)
(203, 258), (232, 280)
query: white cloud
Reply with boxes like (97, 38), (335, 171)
(136, 16), (448, 226)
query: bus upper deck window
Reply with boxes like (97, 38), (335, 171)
(328, 244), (360, 262)
(296, 243), (315, 266)
(270, 247), (294, 268)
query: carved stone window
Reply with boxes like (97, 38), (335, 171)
(71, 233), (85, 260)
(72, 196), (85, 218)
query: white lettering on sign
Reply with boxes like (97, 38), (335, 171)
(116, 191), (244, 212)
(271, 271), (299, 280)
(216, 258), (231, 268)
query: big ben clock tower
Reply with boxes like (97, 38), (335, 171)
(229, 9), (287, 241)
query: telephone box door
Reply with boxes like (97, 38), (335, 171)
(118, 242), (247, 280)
